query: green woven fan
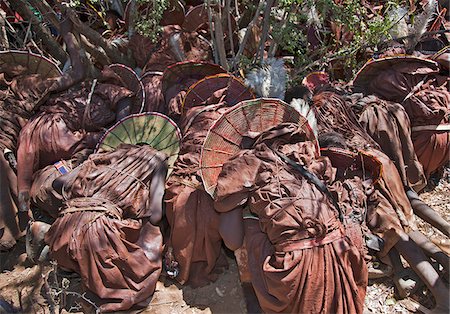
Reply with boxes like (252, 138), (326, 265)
(96, 112), (181, 176)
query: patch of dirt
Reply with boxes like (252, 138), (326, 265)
(364, 171), (449, 314)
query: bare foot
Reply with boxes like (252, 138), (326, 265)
(393, 268), (423, 299)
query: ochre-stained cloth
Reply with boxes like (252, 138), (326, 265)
(165, 100), (230, 287)
(0, 72), (56, 152)
(30, 160), (74, 219)
(141, 73), (165, 113)
(313, 91), (416, 254)
(16, 81), (133, 195)
(45, 145), (167, 312)
(0, 154), (22, 250)
(365, 64), (450, 177)
(353, 95), (426, 190)
(0, 72), (55, 249)
(214, 130), (367, 314)
(407, 82), (450, 177)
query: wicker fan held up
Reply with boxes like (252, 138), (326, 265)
(200, 98), (319, 197)
(96, 112), (181, 176)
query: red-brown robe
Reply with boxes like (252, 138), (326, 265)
(164, 100), (229, 287)
(0, 72), (55, 250)
(352, 94), (426, 190)
(45, 145), (167, 312)
(313, 91), (417, 256)
(365, 63), (450, 177)
(16, 81), (133, 198)
(215, 136), (367, 313)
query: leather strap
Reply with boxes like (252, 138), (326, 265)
(274, 150), (344, 222)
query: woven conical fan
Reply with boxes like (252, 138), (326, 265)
(182, 73), (255, 113)
(162, 61), (226, 97)
(200, 98), (319, 197)
(96, 112), (181, 176)
(0, 50), (62, 78)
(352, 55), (439, 94)
(108, 64), (145, 113)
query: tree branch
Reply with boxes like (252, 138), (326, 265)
(257, 0), (274, 62)
(64, 5), (133, 66)
(231, 0), (264, 70)
(9, 0), (67, 64)
(213, 4), (229, 69)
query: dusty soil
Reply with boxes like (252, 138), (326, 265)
(1, 174), (448, 314)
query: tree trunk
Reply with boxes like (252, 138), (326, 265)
(0, 8), (9, 49)
(65, 6), (133, 67)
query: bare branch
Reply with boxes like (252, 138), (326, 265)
(213, 4), (229, 69)
(257, 0), (274, 62)
(231, 0), (264, 70)
(206, 0), (219, 64)
(9, 0), (67, 64)
(0, 8), (9, 49)
(225, 0), (235, 60)
(63, 5), (133, 66)
(27, 0), (60, 32)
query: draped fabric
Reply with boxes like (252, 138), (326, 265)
(313, 91), (416, 254)
(30, 161), (74, 219)
(165, 102), (229, 287)
(45, 145), (167, 312)
(0, 73), (55, 152)
(214, 133), (367, 314)
(142, 73), (165, 113)
(355, 95), (426, 190)
(0, 73), (55, 250)
(16, 81), (133, 195)
(366, 63), (450, 177)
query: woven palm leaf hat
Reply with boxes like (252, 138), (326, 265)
(351, 55), (439, 94)
(96, 112), (181, 176)
(162, 61), (227, 102)
(107, 63), (145, 113)
(181, 73), (255, 114)
(200, 98), (319, 197)
(0, 50), (62, 78)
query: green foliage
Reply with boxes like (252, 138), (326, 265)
(267, 0), (400, 81)
(134, 0), (169, 43)
(65, 0), (101, 8)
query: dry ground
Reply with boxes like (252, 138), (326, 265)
(1, 174), (448, 314)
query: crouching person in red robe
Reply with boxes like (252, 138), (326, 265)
(214, 123), (367, 313)
(44, 144), (167, 312)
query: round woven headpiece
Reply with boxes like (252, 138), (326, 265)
(0, 50), (62, 78)
(96, 112), (181, 176)
(200, 98), (319, 197)
(352, 55), (439, 93)
(182, 73), (255, 113)
(162, 61), (226, 97)
(107, 63), (145, 113)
